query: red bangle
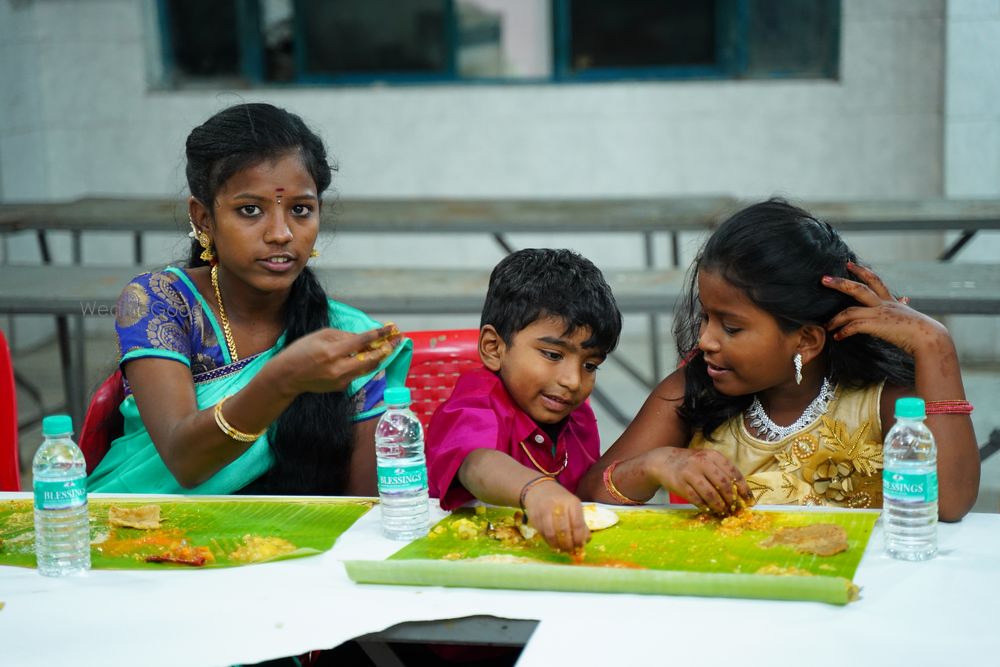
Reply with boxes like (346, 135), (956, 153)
(924, 400), (973, 415)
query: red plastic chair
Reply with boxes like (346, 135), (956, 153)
(0, 329), (21, 491)
(79, 369), (124, 474)
(404, 329), (482, 432)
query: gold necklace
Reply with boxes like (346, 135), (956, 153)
(519, 440), (568, 476)
(211, 264), (239, 362)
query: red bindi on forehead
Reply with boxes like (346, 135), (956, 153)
(275, 187), (285, 192)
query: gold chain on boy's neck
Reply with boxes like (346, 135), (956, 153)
(519, 441), (568, 476)
(211, 264), (239, 362)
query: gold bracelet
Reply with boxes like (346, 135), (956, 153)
(213, 396), (267, 443)
(603, 460), (645, 506)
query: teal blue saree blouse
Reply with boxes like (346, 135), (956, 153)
(88, 266), (412, 494)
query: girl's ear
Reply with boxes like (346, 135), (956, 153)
(797, 323), (827, 365)
(188, 196), (212, 234)
(479, 325), (504, 371)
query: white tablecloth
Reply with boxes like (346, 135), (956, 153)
(2, 495), (997, 667)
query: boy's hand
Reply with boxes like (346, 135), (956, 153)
(651, 447), (751, 515)
(522, 480), (591, 553)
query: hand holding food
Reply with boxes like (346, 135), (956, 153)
(521, 479), (591, 553)
(279, 323), (402, 394)
(651, 447), (753, 515)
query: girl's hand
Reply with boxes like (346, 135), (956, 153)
(522, 480), (591, 553)
(650, 447), (751, 514)
(277, 324), (401, 395)
(823, 262), (949, 355)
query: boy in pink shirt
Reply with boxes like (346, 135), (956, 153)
(426, 248), (622, 553)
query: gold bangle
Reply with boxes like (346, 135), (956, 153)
(603, 460), (645, 506)
(213, 396), (267, 443)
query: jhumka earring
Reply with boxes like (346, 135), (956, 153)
(189, 216), (215, 264)
(793, 353), (803, 385)
(309, 249), (320, 258)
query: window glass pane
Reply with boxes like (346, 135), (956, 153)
(165, 0), (240, 78)
(298, 0), (449, 77)
(261, 0), (295, 81)
(456, 0), (552, 79)
(569, 0), (716, 73)
(745, 0), (839, 77)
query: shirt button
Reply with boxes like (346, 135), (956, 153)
(534, 434), (545, 444)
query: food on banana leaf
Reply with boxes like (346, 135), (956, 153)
(228, 535), (297, 562)
(717, 508), (773, 536)
(469, 554), (541, 564)
(759, 523), (849, 556)
(108, 504), (162, 530)
(145, 543), (214, 566)
(582, 504), (619, 531)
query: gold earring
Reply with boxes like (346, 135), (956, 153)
(189, 216), (215, 262)
(199, 239), (215, 263)
(309, 249), (320, 258)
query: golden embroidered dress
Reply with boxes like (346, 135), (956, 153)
(688, 383), (885, 508)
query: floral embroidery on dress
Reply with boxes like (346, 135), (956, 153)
(747, 477), (774, 501)
(796, 416), (882, 507)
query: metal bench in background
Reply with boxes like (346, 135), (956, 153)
(1, 260), (998, 437)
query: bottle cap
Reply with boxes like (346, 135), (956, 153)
(42, 414), (74, 436)
(384, 387), (412, 406)
(894, 397), (926, 420)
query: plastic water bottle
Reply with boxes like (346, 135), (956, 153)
(33, 414), (91, 575)
(882, 397), (938, 561)
(374, 387), (429, 540)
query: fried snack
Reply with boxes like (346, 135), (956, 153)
(228, 535), (296, 562)
(355, 322), (400, 361)
(108, 504), (162, 530)
(759, 523), (849, 556)
(582, 504), (620, 531)
(145, 544), (214, 567)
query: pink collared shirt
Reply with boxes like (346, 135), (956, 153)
(426, 367), (601, 510)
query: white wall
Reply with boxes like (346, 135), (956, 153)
(944, 0), (1000, 361)
(3, 0), (994, 353)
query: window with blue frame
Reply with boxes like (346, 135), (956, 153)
(156, 0), (839, 87)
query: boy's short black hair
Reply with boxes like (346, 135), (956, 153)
(481, 248), (622, 354)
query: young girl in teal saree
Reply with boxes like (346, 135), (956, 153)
(88, 103), (411, 496)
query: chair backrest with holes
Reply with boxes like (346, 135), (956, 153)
(404, 330), (482, 433)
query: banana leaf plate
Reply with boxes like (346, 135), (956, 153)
(0, 496), (375, 569)
(346, 506), (879, 605)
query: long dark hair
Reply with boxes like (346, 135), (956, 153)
(185, 102), (354, 494)
(674, 199), (914, 438)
